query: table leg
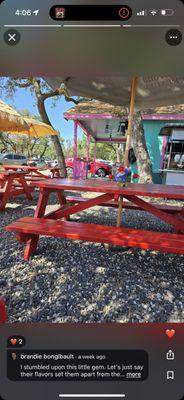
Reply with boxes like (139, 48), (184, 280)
(57, 190), (67, 206)
(57, 190), (70, 221)
(19, 174), (32, 200)
(24, 188), (51, 260)
(0, 176), (14, 211)
(124, 194), (184, 232)
(34, 188), (50, 218)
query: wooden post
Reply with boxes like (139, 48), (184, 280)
(93, 140), (97, 176)
(86, 133), (90, 162)
(73, 120), (78, 179)
(116, 195), (123, 228)
(124, 77), (138, 167)
(86, 133), (91, 178)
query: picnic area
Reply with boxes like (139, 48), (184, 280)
(0, 77), (184, 324)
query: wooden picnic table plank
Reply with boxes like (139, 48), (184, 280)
(65, 195), (183, 214)
(6, 217), (184, 260)
(45, 193), (114, 220)
(32, 178), (184, 200)
(3, 164), (61, 177)
(31, 179), (184, 230)
(123, 194), (184, 232)
(5, 178), (184, 258)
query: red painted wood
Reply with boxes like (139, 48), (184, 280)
(0, 175), (14, 211)
(0, 298), (7, 323)
(44, 193), (114, 220)
(24, 188), (51, 258)
(57, 190), (67, 206)
(0, 172), (33, 210)
(24, 236), (39, 261)
(19, 174), (32, 200)
(34, 188), (50, 218)
(0, 301), (7, 323)
(3, 164), (60, 179)
(66, 196), (182, 214)
(45, 204), (72, 220)
(6, 217), (184, 257)
(31, 179), (184, 200)
(124, 195), (184, 232)
(57, 190), (70, 221)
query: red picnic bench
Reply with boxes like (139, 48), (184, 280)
(3, 164), (62, 183)
(0, 171), (33, 211)
(5, 179), (184, 259)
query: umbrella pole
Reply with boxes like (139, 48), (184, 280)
(124, 77), (138, 167)
(28, 133), (32, 158)
(116, 77), (137, 229)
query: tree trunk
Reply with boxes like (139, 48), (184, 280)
(132, 111), (153, 183)
(116, 143), (124, 163)
(37, 98), (66, 177)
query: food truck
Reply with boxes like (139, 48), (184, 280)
(159, 124), (184, 185)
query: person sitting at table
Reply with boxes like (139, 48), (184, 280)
(174, 154), (181, 163)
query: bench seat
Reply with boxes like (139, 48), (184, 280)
(66, 196), (182, 214)
(6, 216), (184, 259)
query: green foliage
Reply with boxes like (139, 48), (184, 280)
(62, 134), (118, 161)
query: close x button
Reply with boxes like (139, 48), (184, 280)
(3, 29), (21, 46)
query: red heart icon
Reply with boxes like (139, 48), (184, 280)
(166, 329), (175, 339)
(10, 338), (17, 346)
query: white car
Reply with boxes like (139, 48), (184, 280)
(0, 153), (28, 166)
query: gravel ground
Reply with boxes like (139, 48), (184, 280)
(0, 191), (184, 323)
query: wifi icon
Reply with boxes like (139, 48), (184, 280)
(150, 9), (157, 15)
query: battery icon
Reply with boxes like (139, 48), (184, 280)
(161, 9), (175, 16)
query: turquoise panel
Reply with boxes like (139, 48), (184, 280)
(143, 119), (184, 173)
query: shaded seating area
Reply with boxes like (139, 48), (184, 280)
(6, 178), (184, 260)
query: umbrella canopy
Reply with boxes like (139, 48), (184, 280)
(22, 117), (58, 137)
(0, 100), (57, 137)
(45, 77), (184, 110)
(0, 99), (29, 133)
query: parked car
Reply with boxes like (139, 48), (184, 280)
(65, 157), (112, 177)
(0, 153), (28, 166)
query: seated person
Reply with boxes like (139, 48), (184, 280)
(174, 154), (181, 163)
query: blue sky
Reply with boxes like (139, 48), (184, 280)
(1, 80), (83, 141)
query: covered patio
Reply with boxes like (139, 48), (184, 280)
(64, 100), (128, 179)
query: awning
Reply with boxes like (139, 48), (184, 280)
(45, 77), (184, 110)
(159, 124), (184, 136)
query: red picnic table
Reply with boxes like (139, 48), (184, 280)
(6, 179), (184, 259)
(0, 171), (32, 211)
(0, 299), (7, 323)
(3, 164), (61, 182)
